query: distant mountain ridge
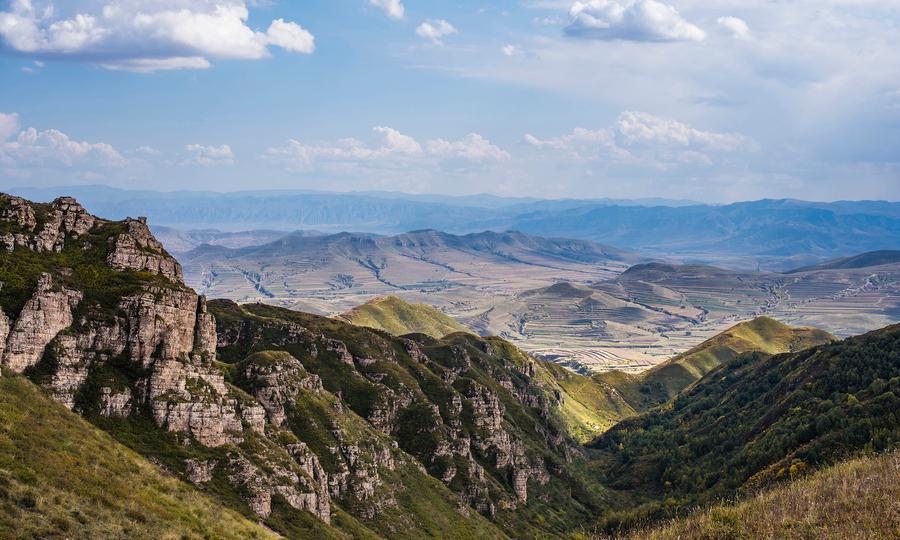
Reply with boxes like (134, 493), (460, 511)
(785, 250), (900, 274)
(11, 186), (900, 269)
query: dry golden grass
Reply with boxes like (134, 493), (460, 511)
(618, 450), (900, 539)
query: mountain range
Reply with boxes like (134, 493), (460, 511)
(11, 186), (900, 270)
(0, 193), (897, 538)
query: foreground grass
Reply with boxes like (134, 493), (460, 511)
(0, 374), (278, 540)
(620, 450), (900, 539)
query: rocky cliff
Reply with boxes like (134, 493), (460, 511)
(0, 193), (599, 538)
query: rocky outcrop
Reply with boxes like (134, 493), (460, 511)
(33, 197), (97, 252)
(240, 351), (323, 427)
(226, 451), (331, 523)
(0, 195), (342, 529)
(107, 218), (183, 281)
(3, 274), (82, 373)
(0, 196), (97, 253)
(120, 288), (203, 366)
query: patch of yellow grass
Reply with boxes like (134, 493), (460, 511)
(620, 450), (900, 539)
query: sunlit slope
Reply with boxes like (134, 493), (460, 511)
(596, 316), (835, 410)
(623, 450), (900, 540)
(591, 323), (900, 531)
(0, 375), (279, 540)
(340, 295), (471, 338)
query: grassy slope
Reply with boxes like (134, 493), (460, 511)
(596, 317), (835, 410)
(340, 296), (471, 339)
(625, 450), (900, 540)
(0, 374), (277, 540)
(591, 323), (900, 531)
(214, 301), (602, 538)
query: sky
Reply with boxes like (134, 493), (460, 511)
(0, 0), (898, 202)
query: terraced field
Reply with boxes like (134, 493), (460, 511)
(178, 232), (900, 373)
(465, 262), (900, 372)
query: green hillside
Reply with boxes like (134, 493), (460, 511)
(340, 296), (471, 338)
(596, 317), (835, 410)
(624, 450), (900, 539)
(0, 374), (277, 540)
(591, 323), (900, 532)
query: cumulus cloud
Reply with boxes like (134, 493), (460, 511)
(717, 16), (751, 40)
(0, 125), (125, 169)
(0, 1), (315, 72)
(565, 0), (705, 42)
(369, 0), (405, 20)
(185, 144), (235, 166)
(616, 111), (750, 151)
(416, 19), (457, 44)
(263, 127), (507, 172)
(427, 134), (510, 162)
(525, 111), (753, 168)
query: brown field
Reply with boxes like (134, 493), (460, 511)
(178, 232), (900, 372)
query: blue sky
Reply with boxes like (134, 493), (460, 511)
(0, 0), (898, 202)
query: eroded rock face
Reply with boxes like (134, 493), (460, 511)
(227, 453), (331, 523)
(241, 351), (323, 427)
(0, 196), (96, 253)
(0, 195), (337, 527)
(3, 274), (82, 373)
(33, 197), (97, 253)
(107, 218), (183, 282)
(148, 355), (244, 447)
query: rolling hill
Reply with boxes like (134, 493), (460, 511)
(785, 250), (900, 274)
(339, 296), (471, 338)
(591, 323), (900, 531)
(178, 229), (638, 315)
(595, 317), (836, 410)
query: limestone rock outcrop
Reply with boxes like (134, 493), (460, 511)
(3, 274), (82, 373)
(106, 218), (183, 281)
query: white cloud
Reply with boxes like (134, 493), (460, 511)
(565, 0), (705, 42)
(185, 144), (235, 166)
(502, 44), (521, 56)
(717, 16), (751, 40)
(416, 19), (457, 44)
(426, 134), (510, 162)
(369, 0), (405, 20)
(265, 18), (315, 53)
(0, 1), (315, 72)
(263, 127), (507, 172)
(615, 111), (750, 151)
(0, 113), (20, 141)
(525, 112), (754, 169)
(0, 126), (125, 169)
(101, 57), (211, 73)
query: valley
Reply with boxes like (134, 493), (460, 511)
(0, 193), (896, 539)
(177, 230), (900, 372)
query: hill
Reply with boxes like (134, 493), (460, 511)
(177, 228), (638, 316)
(622, 450), (900, 539)
(595, 317), (835, 410)
(339, 296), (471, 338)
(785, 250), (900, 274)
(0, 374), (278, 539)
(591, 323), (900, 531)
